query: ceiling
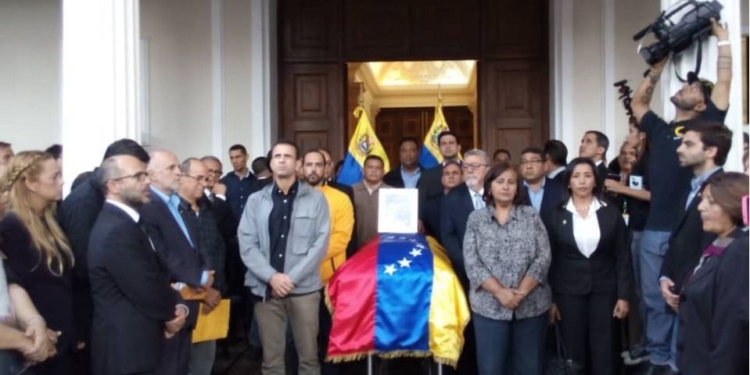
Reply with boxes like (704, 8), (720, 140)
(358, 60), (476, 95)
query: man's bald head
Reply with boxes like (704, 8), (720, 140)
(147, 150), (182, 194)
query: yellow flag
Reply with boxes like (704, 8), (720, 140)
(338, 106), (390, 185)
(419, 101), (456, 168)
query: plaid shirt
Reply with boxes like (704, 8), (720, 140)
(180, 199), (227, 294)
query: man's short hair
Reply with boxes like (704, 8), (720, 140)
(442, 160), (462, 173)
(229, 144), (247, 155)
(493, 149), (511, 160)
(251, 156), (269, 174)
(520, 147), (544, 159)
(200, 155), (222, 167)
(463, 149), (490, 165)
(270, 140), (299, 159)
(99, 157), (122, 190)
(437, 131), (459, 146)
(180, 157), (202, 175)
(684, 120), (733, 167)
(585, 131), (610, 155)
(0, 142), (11, 149)
(302, 150), (326, 163)
(103, 139), (150, 163)
(364, 155), (384, 168)
(399, 137), (420, 149)
(544, 140), (568, 166)
(45, 144), (62, 160)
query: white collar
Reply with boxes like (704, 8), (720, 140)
(467, 185), (484, 197)
(548, 166), (565, 179)
(565, 198), (605, 216)
(106, 199), (140, 223)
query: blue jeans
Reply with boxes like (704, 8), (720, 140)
(639, 230), (675, 367)
(473, 312), (547, 375)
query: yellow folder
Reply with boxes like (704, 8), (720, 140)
(191, 299), (231, 343)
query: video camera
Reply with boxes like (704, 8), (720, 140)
(633, 0), (722, 65)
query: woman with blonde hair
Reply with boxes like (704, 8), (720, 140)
(0, 151), (75, 374)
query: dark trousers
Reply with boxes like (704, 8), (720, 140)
(473, 312), (547, 375)
(319, 290), (345, 375)
(556, 293), (620, 375)
(155, 328), (191, 375)
(75, 344), (91, 375)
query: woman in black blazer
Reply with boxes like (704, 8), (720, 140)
(0, 151), (75, 375)
(677, 172), (748, 375)
(547, 158), (633, 375)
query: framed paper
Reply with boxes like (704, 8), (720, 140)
(378, 188), (419, 234)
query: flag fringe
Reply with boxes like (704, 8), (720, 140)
(326, 350), (458, 369)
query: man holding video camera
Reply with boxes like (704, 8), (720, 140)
(630, 18), (732, 375)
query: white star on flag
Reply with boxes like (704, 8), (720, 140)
(398, 258), (412, 268)
(384, 264), (397, 276)
(410, 248), (423, 257)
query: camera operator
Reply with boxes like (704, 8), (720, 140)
(629, 18), (731, 375)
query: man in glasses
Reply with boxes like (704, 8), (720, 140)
(89, 154), (188, 375)
(440, 148), (490, 375)
(520, 147), (564, 225)
(178, 158), (225, 375)
(141, 150), (214, 375)
(58, 139), (151, 375)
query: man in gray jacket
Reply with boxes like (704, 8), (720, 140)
(238, 140), (330, 375)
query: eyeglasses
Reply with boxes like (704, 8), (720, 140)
(110, 171), (149, 182)
(462, 163), (488, 170)
(519, 159), (544, 165)
(184, 174), (210, 184)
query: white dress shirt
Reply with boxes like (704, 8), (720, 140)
(106, 199), (140, 222)
(565, 198), (604, 258)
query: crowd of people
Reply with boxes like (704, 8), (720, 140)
(0, 18), (748, 375)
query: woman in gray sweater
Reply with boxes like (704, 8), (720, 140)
(463, 162), (552, 375)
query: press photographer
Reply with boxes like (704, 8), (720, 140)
(629, 16), (732, 375)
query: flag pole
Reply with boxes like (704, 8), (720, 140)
(437, 83), (443, 103)
(367, 354), (373, 375)
(359, 82), (365, 107)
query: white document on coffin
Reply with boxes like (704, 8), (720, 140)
(377, 188), (419, 234)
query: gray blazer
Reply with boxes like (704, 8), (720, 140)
(238, 181), (330, 298)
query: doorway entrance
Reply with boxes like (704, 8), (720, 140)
(346, 61), (477, 164)
(278, 0), (549, 162)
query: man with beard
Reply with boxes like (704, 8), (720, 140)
(630, 19), (732, 375)
(302, 150), (353, 375)
(141, 150), (215, 375)
(88, 155), (188, 375)
(440, 149), (490, 375)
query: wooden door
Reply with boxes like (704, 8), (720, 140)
(375, 106), (474, 167)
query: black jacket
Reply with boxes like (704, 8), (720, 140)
(439, 184), (475, 288)
(141, 191), (207, 288)
(417, 165), (443, 221)
(88, 203), (178, 375)
(677, 229), (748, 375)
(383, 165), (422, 188)
(57, 169), (104, 343)
(662, 169), (723, 296)
(534, 177), (565, 226)
(546, 202), (633, 301)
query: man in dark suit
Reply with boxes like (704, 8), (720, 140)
(422, 161), (463, 243)
(658, 121), (732, 363)
(578, 131), (610, 182)
(88, 154), (188, 375)
(519, 147), (565, 225)
(58, 139), (151, 375)
(544, 139), (568, 184)
(419, 131), (462, 238)
(440, 149), (490, 375)
(142, 150), (220, 375)
(383, 137), (423, 188)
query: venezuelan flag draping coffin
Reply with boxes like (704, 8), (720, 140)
(324, 234), (470, 368)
